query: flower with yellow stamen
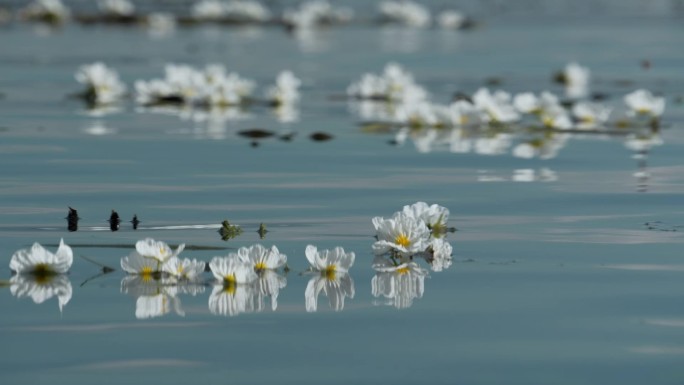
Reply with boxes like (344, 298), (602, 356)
(10, 239), (73, 275)
(135, 238), (185, 264)
(237, 244), (287, 272)
(372, 212), (430, 258)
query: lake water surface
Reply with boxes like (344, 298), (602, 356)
(1, 1), (684, 384)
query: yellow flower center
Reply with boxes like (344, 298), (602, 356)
(223, 276), (237, 295)
(324, 265), (337, 280)
(140, 266), (154, 282)
(32, 263), (53, 276)
(254, 262), (268, 271)
(395, 233), (411, 248)
(460, 115), (469, 125)
(396, 267), (410, 275)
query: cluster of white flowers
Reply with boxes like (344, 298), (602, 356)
(379, 1), (468, 29)
(347, 62), (428, 104)
(98, 0), (135, 17)
(352, 62), (666, 132)
(75, 62), (127, 105)
(191, 0), (271, 22)
(8, 239), (74, 312)
(283, 0), (354, 29)
(371, 202), (454, 308)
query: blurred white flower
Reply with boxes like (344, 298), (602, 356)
(265, 71), (301, 106)
(347, 62), (428, 104)
(372, 212), (430, 258)
(192, 0), (226, 20)
(562, 62), (590, 99)
(284, 0), (353, 29)
(473, 88), (520, 124)
(624, 89), (665, 117)
(98, 0), (134, 17)
(379, 0), (431, 28)
(75, 62), (127, 105)
(10, 239), (73, 275)
(21, 0), (70, 24)
(572, 101), (611, 129)
(438, 10), (465, 29)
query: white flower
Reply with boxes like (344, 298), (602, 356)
(10, 239), (73, 275)
(438, 10), (465, 29)
(347, 62), (428, 104)
(572, 101), (611, 129)
(237, 244), (287, 271)
(539, 105), (573, 129)
(401, 201), (449, 232)
(75, 62), (127, 105)
(624, 89), (665, 117)
(512, 133), (569, 160)
(473, 88), (520, 123)
(98, 0), (135, 17)
(513, 91), (560, 115)
(283, 0), (353, 29)
(120, 251), (162, 275)
(562, 62), (590, 99)
(192, 0), (226, 20)
(265, 71), (301, 106)
(422, 238), (453, 272)
(135, 238), (184, 263)
(379, 1), (431, 28)
(10, 274), (72, 313)
(162, 257), (206, 280)
(305, 245), (355, 274)
(305, 273), (354, 312)
(448, 100), (481, 127)
(372, 213), (430, 258)
(224, 1), (271, 22)
(371, 259), (427, 309)
(22, 0), (70, 23)
(209, 255), (258, 284)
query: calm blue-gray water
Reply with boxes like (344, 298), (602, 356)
(1, 1), (684, 384)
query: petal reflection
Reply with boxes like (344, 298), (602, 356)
(120, 276), (184, 319)
(305, 272), (354, 312)
(371, 264), (427, 309)
(10, 274), (72, 313)
(253, 270), (286, 312)
(208, 283), (254, 317)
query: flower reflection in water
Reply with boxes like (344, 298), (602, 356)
(208, 270), (287, 317)
(253, 270), (287, 312)
(305, 273), (354, 312)
(121, 276), (190, 319)
(10, 274), (73, 313)
(371, 258), (427, 309)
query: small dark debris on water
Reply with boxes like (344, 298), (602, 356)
(250, 141), (260, 147)
(219, 220), (243, 241)
(310, 132), (333, 142)
(451, 92), (473, 103)
(109, 210), (121, 232)
(131, 214), (140, 230)
(238, 128), (275, 139)
(258, 223), (268, 239)
(641, 59), (651, 70)
(485, 77), (503, 86)
(644, 221), (683, 232)
(66, 206), (79, 232)
(280, 132), (296, 141)
(591, 92), (609, 101)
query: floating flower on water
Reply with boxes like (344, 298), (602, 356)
(401, 201), (450, 235)
(557, 62), (590, 99)
(162, 257), (206, 280)
(305, 245), (355, 275)
(10, 239), (73, 275)
(372, 212), (430, 258)
(420, 238), (453, 272)
(438, 10), (466, 29)
(237, 244), (287, 272)
(347, 62), (428, 103)
(379, 0), (431, 28)
(448, 100), (481, 127)
(283, 0), (353, 29)
(224, 0), (272, 22)
(473, 88), (520, 124)
(305, 272), (354, 312)
(624, 89), (665, 117)
(10, 274), (72, 313)
(572, 101), (612, 129)
(98, 0), (134, 17)
(21, 0), (70, 24)
(192, 0), (226, 20)
(539, 105), (572, 130)
(75, 62), (127, 105)
(513, 91), (560, 115)
(121, 251), (162, 276)
(209, 255), (257, 285)
(371, 258), (427, 309)
(265, 71), (301, 106)
(135, 238), (184, 264)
